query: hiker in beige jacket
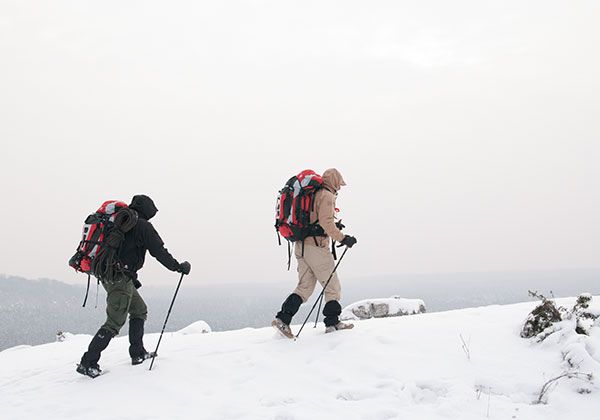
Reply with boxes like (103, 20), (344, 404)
(273, 168), (358, 336)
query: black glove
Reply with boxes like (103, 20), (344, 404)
(178, 261), (191, 275)
(338, 235), (357, 248)
(335, 220), (345, 231)
(132, 279), (142, 289)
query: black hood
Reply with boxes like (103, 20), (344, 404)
(129, 195), (158, 220)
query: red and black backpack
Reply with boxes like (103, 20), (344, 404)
(275, 170), (326, 267)
(69, 200), (132, 306)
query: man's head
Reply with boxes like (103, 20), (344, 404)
(129, 195), (158, 220)
(322, 168), (346, 192)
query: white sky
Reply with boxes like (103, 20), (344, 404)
(1, 1), (599, 285)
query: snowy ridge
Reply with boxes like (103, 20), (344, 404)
(1, 298), (599, 420)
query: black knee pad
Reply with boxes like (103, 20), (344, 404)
(323, 300), (342, 317)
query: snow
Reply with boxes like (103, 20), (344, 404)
(177, 320), (212, 335)
(584, 295), (600, 317)
(1, 298), (599, 420)
(341, 296), (426, 320)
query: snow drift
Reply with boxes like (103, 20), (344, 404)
(177, 320), (212, 335)
(1, 298), (599, 420)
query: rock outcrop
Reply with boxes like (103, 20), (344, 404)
(341, 296), (426, 321)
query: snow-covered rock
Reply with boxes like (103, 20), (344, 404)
(341, 296), (426, 321)
(177, 320), (212, 335)
(572, 293), (600, 335)
(520, 296), (562, 339)
(522, 293), (600, 339)
(520, 295), (600, 403)
(1, 298), (599, 420)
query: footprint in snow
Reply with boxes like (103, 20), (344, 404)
(336, 389), (378, 401)
(406, 381), (448, 404)
(273, 413), (296, 420)
(260, 396), (296, 407)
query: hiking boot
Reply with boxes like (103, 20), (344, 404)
(76, 363), (102, 378)
(131, 351), (156, 366)
(325, 322), (354, 334)
(271, 318), (295, 339)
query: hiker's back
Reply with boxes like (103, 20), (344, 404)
(309, 188), (336, 248)
(118, 218), (152, 278)
(119, 217), (180, 279)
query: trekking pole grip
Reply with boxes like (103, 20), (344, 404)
(149, 272), (185, 371)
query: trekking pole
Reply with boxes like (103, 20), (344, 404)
(149, 272), (185, 371)
(313, 293), (325, 328)
(296, 247), (349, 338)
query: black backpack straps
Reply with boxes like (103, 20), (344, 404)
(287, 241), (292, 271)
(331, 240), (337, 260)
(311, 190), (318, 212)
(82, 273), (91, 307)
(95, 278), (100, 308)
(296, 190), (304, 226)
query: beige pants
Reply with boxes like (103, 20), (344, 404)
(293, 241), (341, 303)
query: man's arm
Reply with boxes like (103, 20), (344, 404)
(143, 223), (181, 272)
(316, 191), (345, 242)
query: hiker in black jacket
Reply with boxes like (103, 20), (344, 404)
(77, 195), (191, 378)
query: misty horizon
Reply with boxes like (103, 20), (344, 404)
(2, 267), (599, 351)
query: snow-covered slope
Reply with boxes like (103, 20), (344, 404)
(1, 298), (599, 420)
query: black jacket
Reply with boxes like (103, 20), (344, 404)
(118, 195), (180, 281)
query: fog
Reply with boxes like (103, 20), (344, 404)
(2, 270), (599, 351)
(0, 1), (599, 286)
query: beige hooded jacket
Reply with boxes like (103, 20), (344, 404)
(307, 168), (346, 247)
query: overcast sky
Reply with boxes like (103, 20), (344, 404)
(0, 1), (598, 285)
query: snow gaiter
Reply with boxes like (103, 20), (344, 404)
(276, 293), (303, 325)
(81, 327), (114, 367)
(129, 318), (147, 358)
(322, 300), (342, 327)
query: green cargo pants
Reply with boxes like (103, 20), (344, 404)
(101, 273), (148, 336)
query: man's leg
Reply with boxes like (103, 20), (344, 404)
(128, 287), (149, 360)
(303, 245), (343, 327)
(276, 243), (318, 324)
(78, 327), (114, 375)
(322, 300), (343, 327)
(276, 293), (303, 326)
(80, 275), (133, 370)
